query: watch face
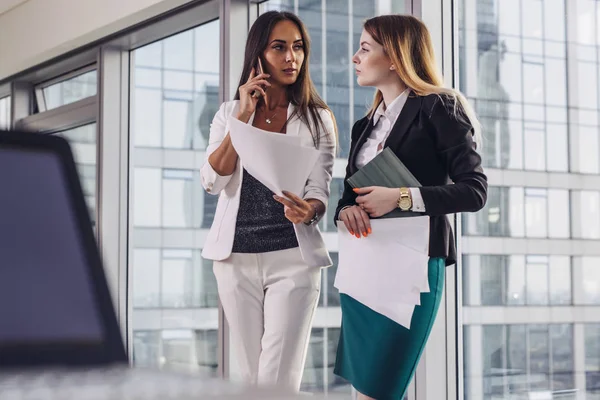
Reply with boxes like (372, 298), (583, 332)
(400, 198), (411, 209)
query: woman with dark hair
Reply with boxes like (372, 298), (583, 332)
(334, 15), (487, 399)
(200, 11), (337, 391)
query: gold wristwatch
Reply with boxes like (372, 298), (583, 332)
(397, 187), (412, 211)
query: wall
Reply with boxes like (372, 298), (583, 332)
(0, 0), (194, 80)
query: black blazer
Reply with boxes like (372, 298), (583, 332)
(334, 93), (488, 266)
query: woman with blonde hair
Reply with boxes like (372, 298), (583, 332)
(333, 14), (487, 399)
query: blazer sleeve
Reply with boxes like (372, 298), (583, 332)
(333, 121), (363, 224)
(419, 96), (488, 216)
(200, 102), (235, 195)
(303, 109), (337, 210)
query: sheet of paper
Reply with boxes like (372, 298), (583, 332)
(334, 216), (430, 328)
(228, 116), (319, 196)
(349, 291), (416, 329)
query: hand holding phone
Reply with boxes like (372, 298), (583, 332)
(252, 58), (265, 98)
(237, 58), (271, 121)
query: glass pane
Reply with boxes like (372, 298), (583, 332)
(506, 255), (526, 305)
(460, 1), (582, 398)
(581, 257), (600, 304)
(133, 249), (161, 308)
(526, 255), (549, 305)
(576, 126), (600, 174)
(548, 189), (570, 239)
(585, 324), (600, 398)
(130, 20), (220, 377)
(0, 96), (10, 129)
(549, 256), (571, 305)
(524, 129), (546, 170)
(480, 255), (505, 306)
(546, 124), (569, 172)
(55, 123), (97, 227)
(43, 70), (97, 111)
(524, 188), (548, 238)
(579, 191), (600, 239)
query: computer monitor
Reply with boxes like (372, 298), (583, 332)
(0, 130), (127, 367)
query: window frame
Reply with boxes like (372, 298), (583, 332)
(34, 64), (97, 113)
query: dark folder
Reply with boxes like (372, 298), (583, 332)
(347, 147), (423, 218)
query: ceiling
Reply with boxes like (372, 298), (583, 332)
(0, 0), (28, 16)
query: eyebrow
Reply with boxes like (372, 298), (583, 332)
(270, 39), (304, 44)
(360, 41), (371, 46)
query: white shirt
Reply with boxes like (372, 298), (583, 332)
(354, 89), (426, 212)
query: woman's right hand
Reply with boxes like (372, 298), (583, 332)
(237, 68), (271, 122)
(339, 205), (371, 239)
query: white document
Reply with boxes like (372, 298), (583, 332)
(334, 216), (430, 328)
(228, 116), (319, 196)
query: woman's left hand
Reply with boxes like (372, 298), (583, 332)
(273, 191), (316, 224)
(353, 186), (400, 218)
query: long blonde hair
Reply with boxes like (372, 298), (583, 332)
(363, 14), (481, 146)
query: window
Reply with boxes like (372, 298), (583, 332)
(38, 69), (97, 111)
(462, 0), (570, 173)
(574, 191), (600, 239)
(463, 186), (570, 239)
(301, 327), (348, 394)
(0, 96), (10, 129)
(459, 1), (596, 398)
(464, 324), (574, 398)
(129, 19), (221, 375)
(585, 324), (600, 397)
(463, 255), (571, 307)
(56, 123), (97, 224)
(579, 257), (600, 304)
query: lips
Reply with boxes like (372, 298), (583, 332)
(283, 68), (297, 73)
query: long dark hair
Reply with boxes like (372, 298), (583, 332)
(234, 11), (335, 148)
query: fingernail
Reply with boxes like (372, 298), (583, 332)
(363, 231), (368, 237)
(350, 230), (354, 236)
(355, 233), (360, 239)
(353, 188), (359, 193)
(368, 228), (372, 234)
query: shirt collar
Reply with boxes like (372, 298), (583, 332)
(373, 88), (411, 125)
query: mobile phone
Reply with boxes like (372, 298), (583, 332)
(252, 58), (265, 98)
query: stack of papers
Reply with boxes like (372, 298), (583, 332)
(228, 116), (320, 197)
(334, 147), (430, 329)
(335, 217), (430, 328)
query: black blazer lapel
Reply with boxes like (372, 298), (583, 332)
(384, 94), (422, 150)
(348, 117), (375, 175)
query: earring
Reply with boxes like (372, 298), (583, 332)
(390, 65), (396, 70)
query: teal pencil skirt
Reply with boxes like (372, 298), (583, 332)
(333, 257), (445, 400)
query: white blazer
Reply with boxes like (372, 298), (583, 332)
(200, 100), (336, 268)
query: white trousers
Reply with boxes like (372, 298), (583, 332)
(213, 247), (321, 391)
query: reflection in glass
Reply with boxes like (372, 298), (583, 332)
(55, 123), (97, 224)
(526, 256), (549, 305)
(43, 70), (97, 111)
(581, 257), (600, 305)
(585, 324), (600, 397)
(577, 126), (600, 174)
(524, 188), (547, 237)
(461, 0), (592, 398)
(463, 255), (572, 307)
(577, 191), (600, 239)
(464, 324), (575, 399)
(130, 20), (220, 375)
(133, 249), (161, 308)
(549, 256), (571, 305)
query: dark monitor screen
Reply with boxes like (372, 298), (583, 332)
(0, 131), (126, 367)
(0, 147), (104, 345)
